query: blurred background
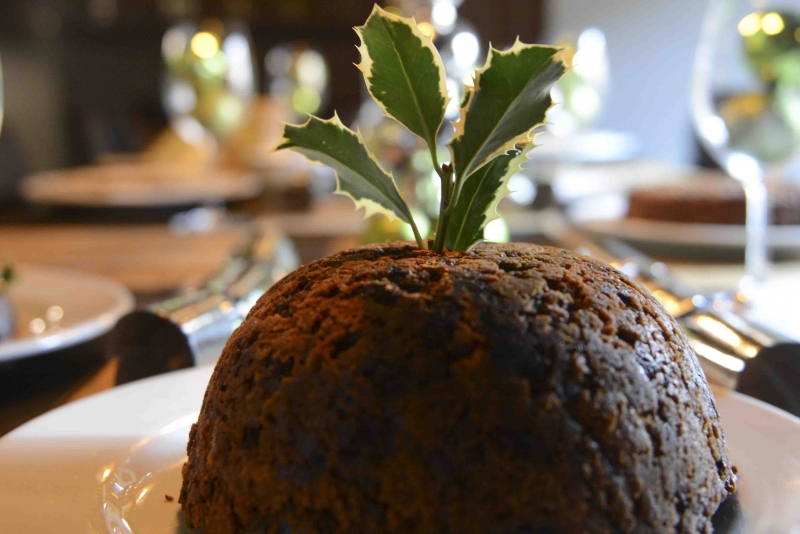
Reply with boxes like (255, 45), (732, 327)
(0, 0), (541, 173)
(2, 0), (800, 433)
(0, 0), (710, 178)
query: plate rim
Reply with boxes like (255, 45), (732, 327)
(0, 365), (211, 442)
(566, 193), (800, 250)
(573, 216), (800, 249)
(0, 366), (799, 532)
(711, 382), (800, 428)
(21, 164), (263, 208)
(0, 264), (135, 362)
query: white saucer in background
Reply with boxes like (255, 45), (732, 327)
(0, 265), (134, 362)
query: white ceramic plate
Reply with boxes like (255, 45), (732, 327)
(0, 265), (135, 362)
(0, 366), (798, 533)
(21, 161), (263, 208)
(567, 192), (800, 253)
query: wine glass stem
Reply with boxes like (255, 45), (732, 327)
(742, 179), (769, 291)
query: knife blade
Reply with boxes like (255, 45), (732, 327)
(109, 228), (299, 385)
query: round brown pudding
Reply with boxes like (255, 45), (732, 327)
(180, 242), (735, 534)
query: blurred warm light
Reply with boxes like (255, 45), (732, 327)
(761, 12), (785, 35)
(265, 44), (329, 118)
(549, 27), (609, 134)
(191, 31), (220, 59)
(162, 27), (187, 62)
(45, 305), (63, 322)
(417, 22), (436, 39)
(194, 53), (227, 79)
(100, 468), (112, 482)
(693, 315), (760, 359)
(216, 94), (244, 127)
(407, 208), (431, 241)
(432, 2), (457, 34)
(572, 28), (607, 85)
(651, 289), (682, 316)
(508, 173), (537, 205)
(484, 219), (509, 243)
(577, 28), (606, 55)
(692, 342), (745, 373)
(738, 12), (762, 37)
(452, 31), (480, 69)
(570, 85), (602, 122)
(695, 315), (742, 349)
(29, 318), (46, 335)
(296, 50), (327, 90)
(292, 86), (321, 115)
(223, 33), (254, 93)
(165, 81), (196, 114)
(136, 487), (150, 505)
(172, 115), (207, 145)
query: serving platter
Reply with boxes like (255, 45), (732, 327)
(21, 161), (262, 208)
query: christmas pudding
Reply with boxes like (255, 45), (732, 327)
(180, 6), (735, 532)
(180, 242), (736, 534)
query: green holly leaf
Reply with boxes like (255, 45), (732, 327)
(277, 114), (415, 226)
(356, 5), (448, 148)
(444, 148), (526, 251)
(449, 41), (565, 181)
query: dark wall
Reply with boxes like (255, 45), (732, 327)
(0, 0), (544, 170)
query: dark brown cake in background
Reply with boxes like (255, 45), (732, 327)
(627, 176), (800, 225)
(180, 242), (736, 534)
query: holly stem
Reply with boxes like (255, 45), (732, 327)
(409, 215), (427, 250)
(432, 164), (454, 253)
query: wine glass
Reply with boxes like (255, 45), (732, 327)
(161, 18), (256, 158)
(692, 1), (800, 298)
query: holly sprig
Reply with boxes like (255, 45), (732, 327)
(277, 5), (565, 252)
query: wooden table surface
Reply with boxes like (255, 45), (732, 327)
(0, 224), (247, 294)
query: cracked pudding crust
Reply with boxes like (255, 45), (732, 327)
(180, 242), (735, 534)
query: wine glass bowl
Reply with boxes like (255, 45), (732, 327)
(692, 1), (800, 292)
(161, 19), (256, 154)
